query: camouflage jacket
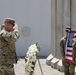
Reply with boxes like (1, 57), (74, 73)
(0, 29), (20, 65)
(73, 40), (76, 61)
(60, 36), (67, 57)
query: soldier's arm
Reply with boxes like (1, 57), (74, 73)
(0, 29), (20, 44)
(73, 40), (76, 61)
(60, 39), (65, 57)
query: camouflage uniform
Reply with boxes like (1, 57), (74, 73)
(0, 19), (20, 75)
(73, 40), (76, 62)
(60, 36), (75, 75)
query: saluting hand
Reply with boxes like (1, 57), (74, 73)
(13, 23), (18, 30)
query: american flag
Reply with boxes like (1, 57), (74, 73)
(65, 31), (76, 63)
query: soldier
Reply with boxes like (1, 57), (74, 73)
(0, 18), (20, 75)
(60, 27), (76, 75)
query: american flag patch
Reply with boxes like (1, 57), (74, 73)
(65, 31), (76, 63)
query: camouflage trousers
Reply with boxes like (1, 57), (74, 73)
(63, 61), (75, 75)
(0, 64), (15, 75)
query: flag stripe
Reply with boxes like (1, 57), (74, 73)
(74, 34), (76, 36)
(67, 50), (72, 52)
(67, 47), (72, 50)
(66, 54), (72, 57)
(66, 59), (75, 63)
(73, 38), (76, 41)
(66, 56), (73, 60)
(74, 31), (76, 33)
(73, 36), (76, 38)
(66, 52), (72, 55)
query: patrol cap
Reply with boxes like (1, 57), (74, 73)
(4, 18), (15, 26)
(65, 26), (71, 32)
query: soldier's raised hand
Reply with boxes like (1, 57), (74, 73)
(13, 23), (18, 30)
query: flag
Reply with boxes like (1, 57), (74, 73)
(65, 31), (76, 63)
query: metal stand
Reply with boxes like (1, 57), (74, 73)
(36, 55), (44, 75)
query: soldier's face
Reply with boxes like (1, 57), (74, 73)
(66, 31), (69, 36)
(4, 23), (14, 31)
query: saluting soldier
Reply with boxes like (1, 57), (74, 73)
(60, 27), (76, 75)
(0, 18), (20, 75)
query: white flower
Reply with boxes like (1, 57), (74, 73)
(26, 44), (40, 58)
(25, 43), (41, 74)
